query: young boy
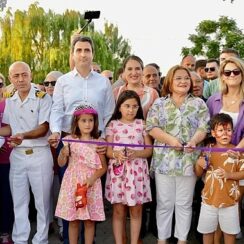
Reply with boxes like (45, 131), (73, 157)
(195, 113), (244, 244)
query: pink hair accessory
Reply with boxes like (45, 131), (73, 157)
(73, 103), (98, 116)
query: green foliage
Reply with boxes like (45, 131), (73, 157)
(182, 16), (244, 59)
(0, 2), (131, 83)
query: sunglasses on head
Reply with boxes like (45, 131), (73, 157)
(0, 83), (4, 88)
(43, 81), (56, 87)
(204, 67), (216, 72)
(223, 69), (241, 77)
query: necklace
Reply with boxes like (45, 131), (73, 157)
(224, 96), (240, 110)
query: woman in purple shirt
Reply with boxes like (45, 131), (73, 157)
(207, 57), (244, 146)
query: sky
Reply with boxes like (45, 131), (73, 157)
(2, 0), (244, 75)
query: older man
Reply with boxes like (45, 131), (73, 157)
(143, 64), (161, 94)
(0, 61), (53, 244)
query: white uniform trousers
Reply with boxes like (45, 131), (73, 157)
(155, 173), (196, 241)
(9, 146), (53, 244)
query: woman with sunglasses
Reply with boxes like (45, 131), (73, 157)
(0, 73), (14, 244)
(206, 56), (244, 241)
(207, 57), (244, 148)
(44, 71), (63, 97)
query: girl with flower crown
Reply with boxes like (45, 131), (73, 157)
(55, 103), (107, 244)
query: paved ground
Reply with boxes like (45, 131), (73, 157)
(29, 201), (244, 244)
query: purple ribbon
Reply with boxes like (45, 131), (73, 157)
(61, 138), (244, 153)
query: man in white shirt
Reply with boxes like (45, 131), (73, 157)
(49, 36), (115, 147)
(0, 61), (53, 244)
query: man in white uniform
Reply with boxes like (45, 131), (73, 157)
(0, 61), (53, 244)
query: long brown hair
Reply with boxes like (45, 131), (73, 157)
(70, 113), (100, 139)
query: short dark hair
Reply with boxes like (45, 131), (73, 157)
(210, 113), (233, 131)
(220, 48), (240, 58)
(71, 36), (94, 53)
(206, 58), (220, 66)
(195, 59), (207, 71)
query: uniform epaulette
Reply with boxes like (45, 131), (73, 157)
(35, 90), (46, 99)
(3, 89), (16, 98)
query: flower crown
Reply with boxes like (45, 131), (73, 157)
(73, 103), (98, 116)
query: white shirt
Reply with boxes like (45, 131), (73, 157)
(50, 68), (115, 135)
(220, 109), (239, 129)
(3, 85), (52, 147)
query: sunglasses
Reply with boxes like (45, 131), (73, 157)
(108, 77), (113, 81)
(204, 67), (216, 72)
(43, 81), (56, 87)
(0, 83), (4, 88)
(223, 69), (241, 77)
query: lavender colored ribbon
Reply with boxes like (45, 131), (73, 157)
(61, 138), (244, 153)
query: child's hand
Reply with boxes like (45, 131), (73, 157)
(227, 149), (240, 160)
(95, 138), (107, 154)
(61, 145), (70, 158)
(197, 156), (208, 170)
(113, 150), (128, 162)
(127, 149), (138, 160)
(84, 176), (96, 188)
(215, 167), (229, 179)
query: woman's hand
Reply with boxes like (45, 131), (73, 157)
(169, 137), (184, 151)
(184, 140), (196, 153)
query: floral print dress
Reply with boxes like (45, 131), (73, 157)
(55, 136), (105, 221)
(146, 94), (210, 176)
(105, 119), (152, 206)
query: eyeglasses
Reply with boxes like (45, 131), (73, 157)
(223, 69), (241, 77)
(43, 81), (56, 87)
(174, 77), (191, 82)
(121, 104), (140, 110)
(204, 67), (216, 72)
(0, 83), (4, 88)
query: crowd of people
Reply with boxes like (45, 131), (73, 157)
(0, 34), (244, 244)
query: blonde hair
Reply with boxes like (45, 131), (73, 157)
(219, 57), (244, 96)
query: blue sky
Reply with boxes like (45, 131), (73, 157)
(3, 0), (244, 75)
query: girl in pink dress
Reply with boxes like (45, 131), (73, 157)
(105, 90), (152, 244)
(55, 103), (107, 244)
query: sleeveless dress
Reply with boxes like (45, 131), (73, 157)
(105, 119), (152, 206)
(55, 136), (105, 221)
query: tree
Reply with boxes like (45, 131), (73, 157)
(0, 2), (131, 83)
(181, 16), (244, 59)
